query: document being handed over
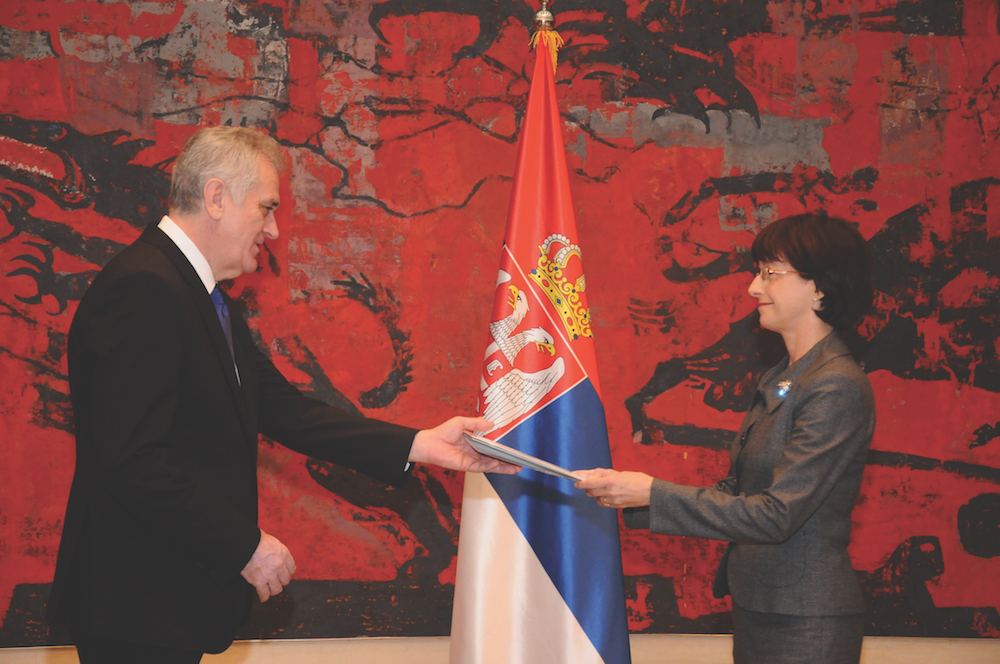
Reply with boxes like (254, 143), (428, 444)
(463, 432), (583, 482)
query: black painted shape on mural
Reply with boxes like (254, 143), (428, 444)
(236, 579), (455, 638)
(658, 166), (878, 283)
(972, 422), (1000, 448)
(0, 580), (453, 644)
(368, 0), (768, 131)
(858, 536), (1000, 637)
(306, 461), (459, 582)
(567, 0), (767, 131)
(0, 584), (72, 647)
(369, 0), (534, 66)
(30, 381), (74, 435)
(0, 116), (166, 312)
(0, 190), (126, 265)
(803, 0), (964, 37)
(0, 115), (168, 230)
(232, 278), (410, 417)
(957, 493), (1000, 558)
(332, 272), (414, 409)
(0, 260), (76, 436)
(235, 284), (359, 415)
(866, 450), (1000, 486)
(625, 315), (785, 444)
(864, 177), (1000, 392)
(0, 576), (720, 642)
(238, 574), (730, 638)
(226, 2), (288, 42)
(266, 334), (364, 416)
(0, 575), (731, 643)
(624, 574), (732, 634)
(7, 241), (97, 315)
(0, 303), (69, 378)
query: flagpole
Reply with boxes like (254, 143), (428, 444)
(450, 4), (631, 663)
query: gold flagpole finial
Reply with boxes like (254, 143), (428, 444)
(530, 0), (564, 72)
(533, 0), (554, 31)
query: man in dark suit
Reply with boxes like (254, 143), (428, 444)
(49, 126), (515, 663)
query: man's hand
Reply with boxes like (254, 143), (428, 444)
(241, 530), (296, 602)
(408, 416), (520, 474)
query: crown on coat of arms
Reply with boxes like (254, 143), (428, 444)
(528, 233), (592, 341)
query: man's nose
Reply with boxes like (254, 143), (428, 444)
(263, 216), (278, 240)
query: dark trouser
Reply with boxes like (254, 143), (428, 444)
(74, 632), (203, 664)
(731, 602), (864, 664)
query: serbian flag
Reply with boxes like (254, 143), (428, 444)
(449, 31), (631, 664)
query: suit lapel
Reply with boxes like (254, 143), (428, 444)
(227, 297), (260, 443)
(734, 332), (853, 488)
(140, 227), (255, 445)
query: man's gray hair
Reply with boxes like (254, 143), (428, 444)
(169, 126), (287, 215)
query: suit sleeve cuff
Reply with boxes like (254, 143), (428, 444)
(622, 506), (650, 529)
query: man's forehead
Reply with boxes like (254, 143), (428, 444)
(252, 159), (281, 199)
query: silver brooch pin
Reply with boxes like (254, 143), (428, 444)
(777, 380), (792, 398)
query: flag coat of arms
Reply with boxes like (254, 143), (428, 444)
(450, 34), (631, 664)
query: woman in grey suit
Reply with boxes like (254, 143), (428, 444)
(577, 214), (875, 664)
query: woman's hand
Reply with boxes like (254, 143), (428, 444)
(575, 468), (654, 509)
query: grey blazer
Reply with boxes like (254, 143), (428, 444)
(624, 332), (875, 616)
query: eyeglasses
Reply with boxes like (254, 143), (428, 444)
(754, 266), (802, 282)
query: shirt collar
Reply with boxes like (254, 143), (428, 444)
(157, 215), (216, 294)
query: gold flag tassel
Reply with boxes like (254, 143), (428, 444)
(529, 1), (564, 73)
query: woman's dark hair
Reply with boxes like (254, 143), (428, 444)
(751, 213), (874, 330)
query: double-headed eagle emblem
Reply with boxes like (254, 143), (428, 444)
(479, 271), (565, 434)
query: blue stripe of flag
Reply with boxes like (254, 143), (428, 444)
(487, 379), (631, 664)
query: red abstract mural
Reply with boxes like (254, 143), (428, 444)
(1, 0), (999, 645)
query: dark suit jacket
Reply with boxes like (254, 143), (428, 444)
(624, 332), (875, 616)
(49, 226), (418, 653)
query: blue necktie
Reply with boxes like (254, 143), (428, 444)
(210, 285), (236, 368)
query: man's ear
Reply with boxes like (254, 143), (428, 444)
(204, 178), (225, 221)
